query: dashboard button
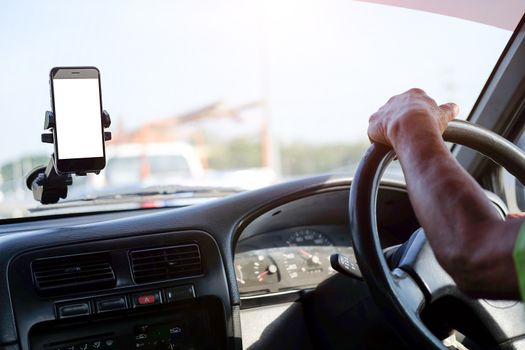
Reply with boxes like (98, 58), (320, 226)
(95, 296), (128, 313)
(164, 285), (195, 303)
(138, 295), (155, 305)
(57, 302), (90, 319)
(131, 290), (162, 307)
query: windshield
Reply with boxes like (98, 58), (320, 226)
(0, 1), (522, 219)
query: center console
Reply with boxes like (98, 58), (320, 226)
(8, 230), (232, 350)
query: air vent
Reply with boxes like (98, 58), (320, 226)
(31, 252), (116, 295)
(130, 244), (202, 284)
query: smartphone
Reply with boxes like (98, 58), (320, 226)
(50, 67), (106, 174)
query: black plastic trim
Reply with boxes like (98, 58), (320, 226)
(455, 14), (525, 178)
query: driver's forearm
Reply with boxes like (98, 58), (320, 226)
(391, 122), (521, 298)
(393, 124), (500, 235)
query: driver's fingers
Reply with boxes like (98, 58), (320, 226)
(439, 102), (459, 121)
(438, 102), (459, 132)
(507, 212), (525, 219)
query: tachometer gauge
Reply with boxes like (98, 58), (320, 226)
(235, 252), (279, 291)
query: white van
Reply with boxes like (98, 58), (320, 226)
(103, 142), (204, 188)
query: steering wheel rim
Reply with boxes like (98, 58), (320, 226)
(349, 119), (525, 349)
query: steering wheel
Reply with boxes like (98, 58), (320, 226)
(349, 120), (525, 349)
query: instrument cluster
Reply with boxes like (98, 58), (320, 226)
(235, 226), (354, 296)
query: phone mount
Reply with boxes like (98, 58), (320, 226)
(25, 110), (112, 204)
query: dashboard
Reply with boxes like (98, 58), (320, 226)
(0, 175), (421, 350)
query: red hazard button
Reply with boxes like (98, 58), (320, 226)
(132, 290), (162, 308)
(138, 294), (156, 305)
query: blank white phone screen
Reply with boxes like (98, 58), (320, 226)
(53, 78), (103, 160)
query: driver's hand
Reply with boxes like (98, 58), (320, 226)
(367, 88), (459, 149)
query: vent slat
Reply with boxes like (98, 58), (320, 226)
(133, 267), (202, 277)
(132, 258), (200, 269)
(33, 261), (110, 273)
(131, 252), (199, 263)
(38, 275), (115, 288)
(31, 252), (116, 295)
(36, 269), (114, 283)
(131, 250), (198, 258)
(133, 265), (202, 275)
(130, 244), (202, 284)
(34, 264), (112, 277)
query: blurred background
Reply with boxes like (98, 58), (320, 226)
(0, 0), (519, 218)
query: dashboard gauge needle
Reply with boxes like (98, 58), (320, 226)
(298, 248), (313, 259)
(257, 264), (278, 282)
(236, 265), (246, 284)
(297, 248), (321, 265)
(257, 270), (268, 282)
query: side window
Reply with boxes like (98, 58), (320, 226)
(515, 132), (525, 211)
(499, 129), (525, 213)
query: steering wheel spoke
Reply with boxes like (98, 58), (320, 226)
(392, 268), (426, 316)
(397, 229), (458, 303)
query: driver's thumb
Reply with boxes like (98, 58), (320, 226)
(439, 102), (459, 121)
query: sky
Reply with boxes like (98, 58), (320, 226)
(0, 0), (517, 166)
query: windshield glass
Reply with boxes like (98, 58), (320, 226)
(0, 1), (522, 218)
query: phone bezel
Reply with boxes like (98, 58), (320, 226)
(50, 66), (106, 174)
